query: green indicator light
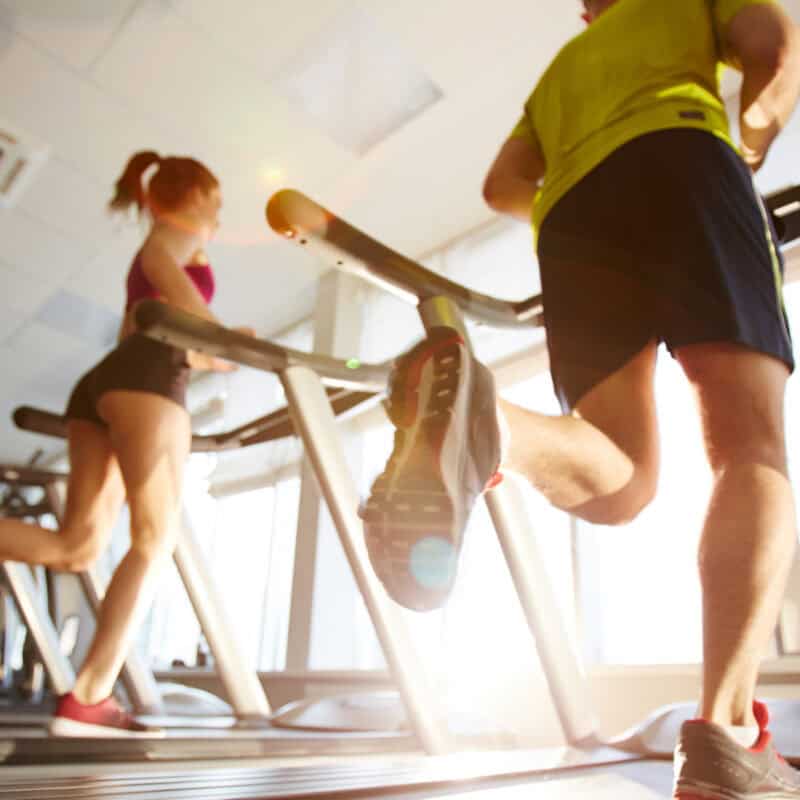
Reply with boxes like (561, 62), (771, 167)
(346, 358), (361, 370)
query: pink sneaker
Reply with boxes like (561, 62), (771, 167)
(49, 693), (164, 738)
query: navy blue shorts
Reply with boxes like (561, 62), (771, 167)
(65, 334), (190, 426)
(537, 128), (794, 412)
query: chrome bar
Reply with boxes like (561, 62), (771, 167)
(135, 301), (391, 392)
(0, 562), (74, 694)
(281, 364), (450, 755)
(485, 480), (599, 744)
(174, 508), (272, 720)
(14, 388), (378, 455)
(266, 190), (544, 328)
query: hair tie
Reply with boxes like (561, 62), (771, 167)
(140, 159), (160, 188)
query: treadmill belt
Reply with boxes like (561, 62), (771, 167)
(437, 772), (666, 798)
(0, 758), (673, 799)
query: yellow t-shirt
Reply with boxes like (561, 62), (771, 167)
(511, 0), (775, 231)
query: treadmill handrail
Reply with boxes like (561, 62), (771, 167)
(266, 189), (544, 328)
(0, 463), (67, 486)
(13, 383), (377, 453)
(135, 299), (392, 392)
(266, 187), (800, 324)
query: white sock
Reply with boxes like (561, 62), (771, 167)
(496, 406), (511, 464)
(720, 723), (760, 749)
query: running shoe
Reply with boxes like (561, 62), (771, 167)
(673, 700), (800, 799)
(361, 326), (503, 611)
(50, 692), (164, 737)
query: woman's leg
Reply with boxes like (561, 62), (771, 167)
(0, 421), (125, 569)
(71, 391), (190, 704)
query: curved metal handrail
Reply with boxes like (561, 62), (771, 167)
(266, 190), (544, 328)
(135, 300), (392, 392)
(0, 463), (66, 486)
(13, 382), (376, 453)
(266, 186), (800, 325)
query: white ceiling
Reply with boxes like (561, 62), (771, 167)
(1, 0), (800, 463)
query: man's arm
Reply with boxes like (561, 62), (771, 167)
(482, 135), (546, 223)
(724, 2), (800, 171)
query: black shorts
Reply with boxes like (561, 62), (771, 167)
(65, 334), (190, 426)
(537, 128), (794, 412)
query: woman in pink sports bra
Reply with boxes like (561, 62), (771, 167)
(0, 151), (251, 736)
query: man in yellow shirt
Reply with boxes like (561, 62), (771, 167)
(363, 1), (800, 796)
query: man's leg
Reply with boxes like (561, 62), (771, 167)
(362, 328), (661, 610)
(676, 342), (795, 727)
(501, 338), (660, 525)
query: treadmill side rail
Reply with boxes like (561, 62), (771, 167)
(1, 561), (74, 694)
(174, 509), (272, 720)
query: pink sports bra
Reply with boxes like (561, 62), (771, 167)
(125, 254), (215, 311)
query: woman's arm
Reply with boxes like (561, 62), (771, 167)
(135, 239), (235, 371)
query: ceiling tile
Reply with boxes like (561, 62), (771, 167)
(0, 0), (138, 72)
(206, 239), (322, 335)
(3, 320), (86, 359)
(24, 344), (104, 401)
(35, 289), (121, 348)
(17, 156), (117, 248)
(271, 8), (443, 155)
(0, 258), (60, 315)
(65, 226), (142, 312)
(0, 302), (26, 343)
(89, 1), (348, 180)
(0, 207), (93, 278)
(0, 342), (55, 389)
(169, 0), (348, 79)
(0, 34), (180, 185)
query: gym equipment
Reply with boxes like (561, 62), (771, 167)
(3, 184), (799, 796)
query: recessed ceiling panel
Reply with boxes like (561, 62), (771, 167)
(271, 8), (443, 155)
(35, 289), (121, 348)
(17, 157), (116, 247)
(0, 207), (92, 277)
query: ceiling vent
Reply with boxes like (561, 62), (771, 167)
(0, 121), (50, 210)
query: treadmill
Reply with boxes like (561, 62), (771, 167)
(0, 185), (798, 797)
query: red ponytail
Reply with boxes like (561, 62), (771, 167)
(109, 151), (218, 216)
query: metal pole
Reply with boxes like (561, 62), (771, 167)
(485, 482), (599, 745)
(173, 508), (272, 721)
(418, 295), (599, 746)
(1, 562), (74, 694)
(281, 364), (451, 755)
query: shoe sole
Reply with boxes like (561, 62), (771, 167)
(674, 784), (796, 799)
(49, 716), (165, 738)
(365, 335), (472, 546)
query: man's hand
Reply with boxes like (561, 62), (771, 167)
(726, 3), (800, 172)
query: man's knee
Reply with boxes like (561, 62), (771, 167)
(573, 471), (657, 526)
(707, 441), (788, 478)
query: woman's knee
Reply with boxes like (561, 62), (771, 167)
(129, 517), (179, 562)
(56, 524), (107, 572)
